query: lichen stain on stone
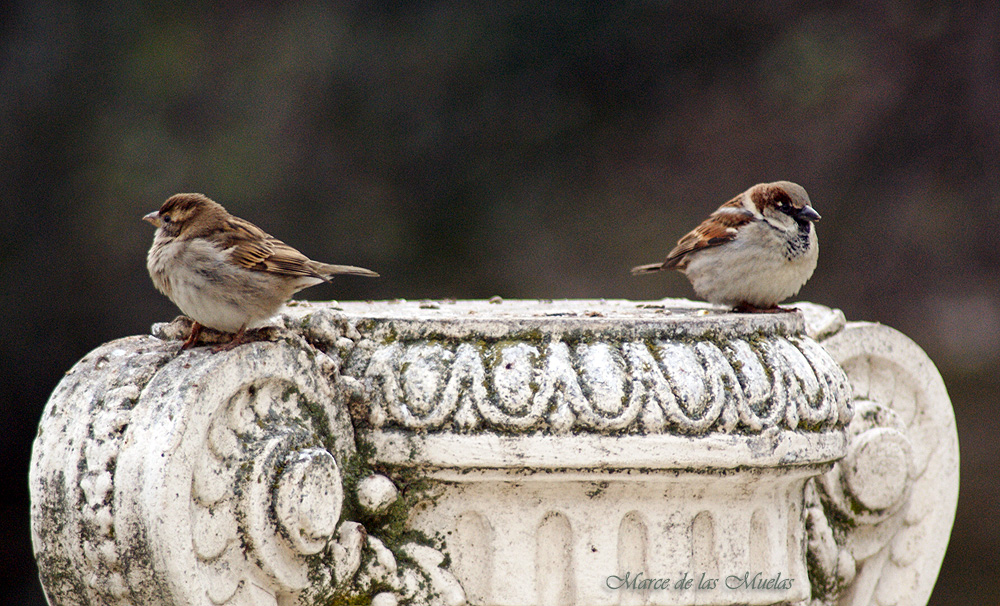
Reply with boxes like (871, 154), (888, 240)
(585, 481), (609, 498)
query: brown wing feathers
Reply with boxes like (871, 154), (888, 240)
(663, 208), (753, 268)
(225, 217), (378, 280)
(632, 196), (756, 274)
(223, 217), (318, 278)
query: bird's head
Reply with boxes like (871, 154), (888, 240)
(752, 181), (820, 229)
(143, 193), (227, 238)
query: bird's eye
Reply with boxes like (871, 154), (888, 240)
(162, 214), (172, 223)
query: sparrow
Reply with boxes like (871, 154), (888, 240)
(631, 181), (820, 312)
(144, 193), (379, 350)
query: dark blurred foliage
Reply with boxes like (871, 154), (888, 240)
(3, 2), (998, 604)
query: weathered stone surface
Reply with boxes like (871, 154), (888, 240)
(29, 299), (958, 606)
(812, 322), (959, 606)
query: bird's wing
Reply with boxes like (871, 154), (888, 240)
(224, 217), (319, 278)
(662, 205), (756, 269)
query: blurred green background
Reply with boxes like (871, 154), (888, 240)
(3, 2), (996, 604)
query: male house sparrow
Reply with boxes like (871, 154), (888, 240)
(631, 181), (820, 312)
(145, 193), (379, 350)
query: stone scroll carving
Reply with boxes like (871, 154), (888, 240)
(30, 299), (958, 606)
(30, 334), (462, 606)
(797, 305), (960, 606)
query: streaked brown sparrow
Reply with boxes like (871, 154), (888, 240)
(144, 193), (379, 350)
(631, 181), (820, 312)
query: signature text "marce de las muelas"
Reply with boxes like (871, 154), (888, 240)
(606, 571), (795, 592)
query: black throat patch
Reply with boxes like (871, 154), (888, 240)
(785, 221), (813, 259)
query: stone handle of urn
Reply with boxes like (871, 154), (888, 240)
(31, 329), (466, 606)
(802, 307), (960, 606)
(30, 336), (362, 606)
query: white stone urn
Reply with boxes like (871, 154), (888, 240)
(29, 300), (958, 606)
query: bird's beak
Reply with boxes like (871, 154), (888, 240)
(796, 205), (821, 222)
(143, 211), (161, 227)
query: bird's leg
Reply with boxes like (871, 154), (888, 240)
(212, 324), (249, 352)
(181, 321), (204, 349)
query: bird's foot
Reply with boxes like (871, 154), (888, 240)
(212, 325), (250, 353)
(180, 321), (204, 349)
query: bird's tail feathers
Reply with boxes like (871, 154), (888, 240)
(316, 263), (380, 279)
(630, 262), (665, 275)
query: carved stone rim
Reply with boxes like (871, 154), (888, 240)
(332, 300), (852, 437)
(286, 298), (805, 339)
(365, 428), (847, 472)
